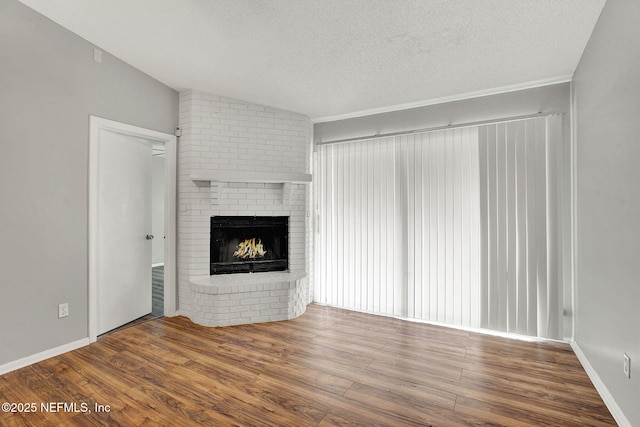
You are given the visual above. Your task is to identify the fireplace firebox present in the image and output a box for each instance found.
[210,216,288,275]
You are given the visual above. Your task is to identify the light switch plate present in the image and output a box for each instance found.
[623,353,631,379]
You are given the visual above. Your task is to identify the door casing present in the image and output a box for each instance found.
[89,116,177,342]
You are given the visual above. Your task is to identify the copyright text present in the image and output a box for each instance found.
[2,402,111,414]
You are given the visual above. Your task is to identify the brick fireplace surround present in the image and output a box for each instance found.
[177,90,313,327]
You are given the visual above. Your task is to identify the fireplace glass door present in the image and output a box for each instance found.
[210,216,288,274]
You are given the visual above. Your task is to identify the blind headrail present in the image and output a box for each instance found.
[315,111,564,145]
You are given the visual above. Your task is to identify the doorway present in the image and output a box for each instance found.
[151,144,166,316]
[89,116,176,342]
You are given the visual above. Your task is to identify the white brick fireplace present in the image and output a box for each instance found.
[177,90,313,326]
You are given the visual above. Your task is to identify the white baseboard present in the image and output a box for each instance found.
[0,338,90,376]
[571,340,631,427]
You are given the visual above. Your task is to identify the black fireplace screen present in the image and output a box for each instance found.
[210,216,288,274]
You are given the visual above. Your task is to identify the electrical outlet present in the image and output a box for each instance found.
[623,353,631,379]
[58,303,69,319]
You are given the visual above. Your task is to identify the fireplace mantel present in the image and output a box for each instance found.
[191,171,311,205]
[190,171,311,184]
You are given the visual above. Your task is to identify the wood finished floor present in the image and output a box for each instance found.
[0,304,615,426]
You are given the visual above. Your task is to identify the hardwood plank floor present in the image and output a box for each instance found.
[0,304,616,426]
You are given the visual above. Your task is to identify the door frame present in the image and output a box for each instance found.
[89,116,177,342]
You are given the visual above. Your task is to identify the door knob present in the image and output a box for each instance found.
[146,234,154,240]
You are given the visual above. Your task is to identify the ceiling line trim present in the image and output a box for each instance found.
[311,74,573,124]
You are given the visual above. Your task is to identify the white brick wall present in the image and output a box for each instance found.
[189,272,307,326]
[177,90,313,325]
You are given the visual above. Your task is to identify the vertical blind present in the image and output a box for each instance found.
[315,115,564,339]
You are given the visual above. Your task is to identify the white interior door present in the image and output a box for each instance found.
[96,129,153,335]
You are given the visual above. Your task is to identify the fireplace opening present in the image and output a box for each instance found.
[210,216,288,275]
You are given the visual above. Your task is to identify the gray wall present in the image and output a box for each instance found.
[573,0,640,424]
[0,0,178,365]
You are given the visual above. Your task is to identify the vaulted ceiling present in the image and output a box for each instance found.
[19,0,606,121]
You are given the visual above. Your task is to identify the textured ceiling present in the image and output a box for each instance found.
[19,0,605,121]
